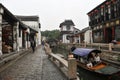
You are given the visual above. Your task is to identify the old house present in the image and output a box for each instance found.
[88,0,120,43]
[0,3,28,54]
[72,27,92,44]
[59,20,75,43]
[16,16,41,48]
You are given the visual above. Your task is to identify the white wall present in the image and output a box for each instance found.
[23,21,39,29]
[22,21,41,45]
[61,25,74,31]
[62,34,70,43]
[84,30,92,43]
[19,30,22,48]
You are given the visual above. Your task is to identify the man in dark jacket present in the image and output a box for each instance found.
[31,40,36,52]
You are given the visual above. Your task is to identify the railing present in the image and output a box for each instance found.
[64,43,120,54]
[44,43,78,80]
[48,53,78,80]
[44,42,120,80]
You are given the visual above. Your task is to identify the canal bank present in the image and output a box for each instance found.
[51,43,120,80]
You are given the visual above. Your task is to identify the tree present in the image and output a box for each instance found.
[41,29,60,41]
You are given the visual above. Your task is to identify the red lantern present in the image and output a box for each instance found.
[94,9,98,14]
[106,1,111,5]
[101,5,104,8]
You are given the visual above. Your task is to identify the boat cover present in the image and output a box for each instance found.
[73,48,101,57]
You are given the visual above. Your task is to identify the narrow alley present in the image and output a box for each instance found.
[0,47,67,80]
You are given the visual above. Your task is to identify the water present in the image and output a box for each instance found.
[51,46,120,80]
[78,66,120,80]
[77,66,108,80]
[51,46,69,59]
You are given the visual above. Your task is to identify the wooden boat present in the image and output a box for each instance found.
[72,48,120,77]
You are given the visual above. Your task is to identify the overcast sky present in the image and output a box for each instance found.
[0,0,105,31]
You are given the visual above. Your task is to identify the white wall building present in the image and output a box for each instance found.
[16,16,41,47]
[59,20,77,43]
[84,29,92,43]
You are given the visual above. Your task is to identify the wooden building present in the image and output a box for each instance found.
[88,0,120,43]
[0,4,39,55]
[0,3,28,53]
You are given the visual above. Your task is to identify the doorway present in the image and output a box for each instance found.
[105,28,112,43]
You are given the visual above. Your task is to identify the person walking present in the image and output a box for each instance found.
[31,39,36,53]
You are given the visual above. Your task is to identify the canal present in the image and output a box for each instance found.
[77,66,120,80]
[51,45,120,80]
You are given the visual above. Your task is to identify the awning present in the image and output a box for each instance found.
[73,48,101,57]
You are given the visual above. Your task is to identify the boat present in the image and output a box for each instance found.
[72,48,120,78]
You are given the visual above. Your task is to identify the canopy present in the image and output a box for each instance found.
[73,48,101,57]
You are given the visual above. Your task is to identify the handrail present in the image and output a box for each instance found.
[44,43,78,80]
[48,53,77,80]
[49,53,68,68]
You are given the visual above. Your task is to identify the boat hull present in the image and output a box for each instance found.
[77,61,120,77]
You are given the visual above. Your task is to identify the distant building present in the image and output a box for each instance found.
[88,0,120,43]
[72,27,92,44]
[59,20,76,43]
[71,27,80,43]
[82,27,92,43]
[16,16,41,46]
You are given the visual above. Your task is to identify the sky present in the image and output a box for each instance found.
[0,0,105,31]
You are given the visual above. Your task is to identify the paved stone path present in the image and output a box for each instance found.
[0,47,67,80]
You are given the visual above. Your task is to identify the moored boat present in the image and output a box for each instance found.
[72,48,120,78]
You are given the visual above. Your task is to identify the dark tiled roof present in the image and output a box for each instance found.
[0,3,18,22]
[59,20,75,27]
[74,27,80,31]
[0,3,27,29]
[16,15,39,21]
[29,27,38,33]
[87,0,107,14]
[80,27,90,33]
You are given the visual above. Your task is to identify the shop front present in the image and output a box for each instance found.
[0,4,23,54]
[93,29,104,43]
[2,25,13,53]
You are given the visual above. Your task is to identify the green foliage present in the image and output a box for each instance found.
[41,29,60,41]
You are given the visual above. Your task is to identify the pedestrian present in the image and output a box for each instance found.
[71,43,76,52]
[0,50,3,60]
[70,43,77,59]
[31,40,35,52]
[42,41,44,48]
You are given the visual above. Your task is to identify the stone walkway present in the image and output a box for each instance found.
[0,47,67,80]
